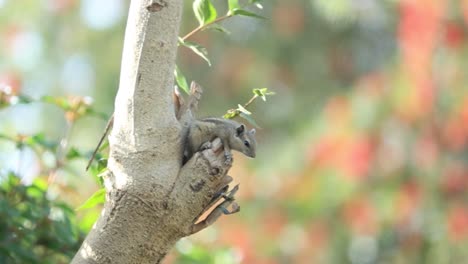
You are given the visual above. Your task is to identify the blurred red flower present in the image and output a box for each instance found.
[448,205,468,242]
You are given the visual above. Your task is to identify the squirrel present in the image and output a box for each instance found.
[178,82,257,163]
[185,118,257,163]
[86,81,257,170]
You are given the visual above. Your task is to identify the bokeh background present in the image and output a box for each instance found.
[1,0,468,263]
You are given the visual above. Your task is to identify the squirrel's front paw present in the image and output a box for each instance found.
[224,152,233,165]
[200,141,212,150]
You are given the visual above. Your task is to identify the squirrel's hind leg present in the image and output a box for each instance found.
[200,141,212,150]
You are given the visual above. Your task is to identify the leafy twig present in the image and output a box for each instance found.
[182,15,233,42]
[223,88,274,127]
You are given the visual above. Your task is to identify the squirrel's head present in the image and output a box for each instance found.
[234,124,257,158]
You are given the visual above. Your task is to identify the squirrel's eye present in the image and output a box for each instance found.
[244,140,250,148]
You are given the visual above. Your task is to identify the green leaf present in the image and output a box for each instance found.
[193,0,217,26]
[240,113,260,128]
[228,0,240,11]
[17,95,33,104]
[98,140,109,152]
[174,65,190,94]
[252,88,264,98]
[88,160,107,187]
[41,95,72,110]
[97,168,108,178]
[253,88,264,100]
[76,188,106,211]
[26,180,47,199]
[25,133,58,150]
[32,177,48,191]
[228,8,265,19]
[223,109,239,119]
[66,147,81,160]
[95,167,107,187]
[179,39,211,66]
[253,88,274,101]
[204,24,231,35]
[237,104,251,115]
[85,108,108,120]
[78,209,100,233]
[0,133,13,142]
[98,157,108,167]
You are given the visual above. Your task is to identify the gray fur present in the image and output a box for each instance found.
[185,118,257,160]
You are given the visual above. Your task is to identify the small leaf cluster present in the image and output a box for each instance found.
[76,187,106,211]
[193,0,264,27]
[0,86,107,170]
[0,86,104,122]
[223,88,275,127]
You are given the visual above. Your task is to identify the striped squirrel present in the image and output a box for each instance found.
[178,82,257,163]
[86,82,256,170]
[185,117,256,163]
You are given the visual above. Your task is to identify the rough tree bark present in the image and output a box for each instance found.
[72,0,237,263]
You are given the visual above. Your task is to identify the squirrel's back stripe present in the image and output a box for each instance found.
[202,118,239,126]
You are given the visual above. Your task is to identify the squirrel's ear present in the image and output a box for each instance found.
[250,129,256,135]
[236,124,245,135]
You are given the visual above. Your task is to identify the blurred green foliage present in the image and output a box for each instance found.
[0,90,103,263]
[174,239,241,264]
[0,173,83,263]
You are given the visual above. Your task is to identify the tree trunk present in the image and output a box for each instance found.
[72,1,235,263]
